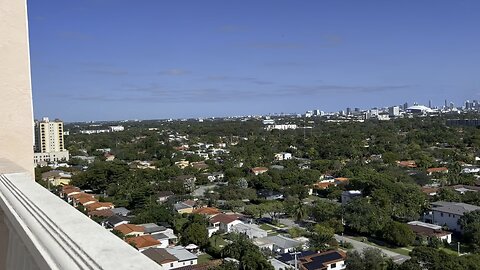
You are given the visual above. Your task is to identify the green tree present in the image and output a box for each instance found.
[346,248,391,270]
[459,210,480,252]
[309,224,335,252]
[222,234,273,270]
[382,221,415,247]
[181,222,209,248]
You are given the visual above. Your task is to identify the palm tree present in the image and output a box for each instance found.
[293,201,308,222]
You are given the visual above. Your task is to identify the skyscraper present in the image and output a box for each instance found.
[33,117,69,165]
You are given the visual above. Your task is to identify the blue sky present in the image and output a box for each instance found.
[28,1,480,121]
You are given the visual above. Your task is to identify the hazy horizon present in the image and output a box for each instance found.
[29,0,480,121]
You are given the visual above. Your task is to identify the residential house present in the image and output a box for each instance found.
[176,175,197,192]
[175,159,190,169]
[85,202,114,213]
[71,192,97,207]
[257,190,284,200]
[126,235,162,251]
[166,246,198,268]
[209,213,243,233]
[88,209,114,218]
[174,200,195,214]
[269,258,293,270]
[104,215,130,228]
[297,250,346,270]
[60,185,81,199]
[157,191,175,203]
[191,161,209,170]
[429,201,480,232]
[254,235,302,254]
[421,186,439,197]
[407,221,452,244]
[251,167,269,175]
[142,224,178,246]
[426,167,449,175]
[274,152,293,161]
[461,165,480,174]
[450,185,480,194]
[41,170,72,186]
[277,250,316,266]
[203,172,225,182]
[192,207,221,218]
[130,160,156,170]
[312,179,337,192]
[341,190,362,205]
[142,247,198,270]
[110,207,131,217]
[397,160,417,168]
[142,248,178,269]
[104,153,115,161]
[334,177,350,185]
[114,224,145,237]
[231,223,267,239]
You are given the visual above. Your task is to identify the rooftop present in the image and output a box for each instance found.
[431,201,480,216]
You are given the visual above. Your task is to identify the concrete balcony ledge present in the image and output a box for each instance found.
[0,169,162,270]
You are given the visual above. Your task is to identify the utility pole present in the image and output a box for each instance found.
[458,242,460,255]
[290,251,300,270]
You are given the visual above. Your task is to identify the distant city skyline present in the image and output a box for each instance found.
[29,1,480,121]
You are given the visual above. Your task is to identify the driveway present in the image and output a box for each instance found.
[334,234,410,264]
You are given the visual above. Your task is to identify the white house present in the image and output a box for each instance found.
[231,223,268,239]
[430,201,480,232]
[461,165,480,174]
[209,213,243,233]
[254,235,302,254]
[407,221,452,244]
[142,246,197,270]
[274,152,293,161]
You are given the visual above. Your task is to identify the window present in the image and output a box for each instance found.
[190,261,193,265]
[331,263,336,268]
[441,213,444,217]
[170,263,173,267]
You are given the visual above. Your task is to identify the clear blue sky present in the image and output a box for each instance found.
[28,0,480,121]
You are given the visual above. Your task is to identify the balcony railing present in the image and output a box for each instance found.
[0,162,162,270]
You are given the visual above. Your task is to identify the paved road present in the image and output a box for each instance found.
[334,234,410,264]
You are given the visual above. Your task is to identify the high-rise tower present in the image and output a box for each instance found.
[33,117,69,165]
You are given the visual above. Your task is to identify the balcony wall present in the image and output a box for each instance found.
[0,0,34,176]
[0,163,162,270]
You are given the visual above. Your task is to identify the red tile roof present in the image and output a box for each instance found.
[313,182,335,189]
[192,207,221,216]
[251,167,269,173]
[126,235,160,249]
[210,213,240,224]
[85,202,114,212]
[397,160,417,168]
[427,167,449,173]
[88,209,114,217]
[334,177,350,183]
[114,224,145,235]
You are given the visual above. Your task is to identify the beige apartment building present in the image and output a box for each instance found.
[34,117,69,165]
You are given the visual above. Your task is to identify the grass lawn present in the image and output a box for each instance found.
[197,254,213,264]
[259,223,276,231]
[209,235,227,249]
[348,236,412,256]
[440,247,459,256]
[275,223,287,228]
